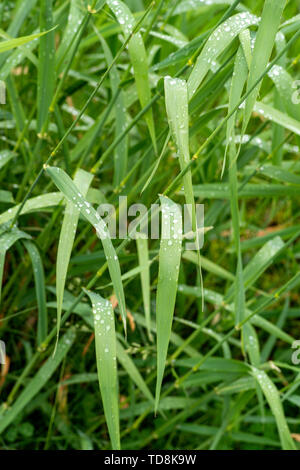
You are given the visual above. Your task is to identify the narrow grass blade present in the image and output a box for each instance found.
[37,0,55,133]
[136,237,152,341]
[0,29,52,54]
[268,65,300,121]
[56,0,85,72]
[107,0,156,152]
[0,328,75,434]
[242,0,286,134]
[251,367,296,450]
[0,226,31,303]
[97,33,128,185]
[155,195,182,413]
[83,289,120,450]
[116,341,154,405]
[56,169,93,345]
[23,240,48,345]
[0,150,16,170]
[45,166,127,333]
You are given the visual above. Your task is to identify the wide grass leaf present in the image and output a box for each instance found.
[0,30,52,54]
[155,196,182,413]
[84,289,120,450]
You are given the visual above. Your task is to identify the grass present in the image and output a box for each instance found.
[0,0,300,451]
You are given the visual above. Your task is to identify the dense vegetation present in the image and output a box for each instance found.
[0,0,300,450]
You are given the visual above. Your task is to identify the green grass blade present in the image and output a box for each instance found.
[242,0,286,134]
[45,166,127,333]
[83,289,120,450]
[251,367,296,450]
[0,150,16,170]
[116,341,154,405]
[164,77,194,215]
[0,29,52,54]
[136,237,152,341]
[96,33,128,186]
[23,240,48,345]
[37,0,55,134]
[0,226,31,304]
[56,169,93,345]
[0,328,75,434]
[187,12,259,99]
[155,195,182,413]
[253,101,300,136]
[107,0,156,152]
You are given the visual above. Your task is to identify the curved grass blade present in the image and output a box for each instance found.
[155,195,182,413]
[56,169,93,346]
[0,328,75,434]
[187,12,260,99]
[107,0,156,152]
[242,0,286,134]
[45,166,127,333]
[23,240,48,345]
[83,289,120,450]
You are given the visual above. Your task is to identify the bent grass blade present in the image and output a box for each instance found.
[45,166,127,334]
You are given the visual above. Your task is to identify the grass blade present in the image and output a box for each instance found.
[83,289,120,450]
[187,12,259,99]
[56,169,93,345]
[0,226,31,304]
[0,30,52,54]
[45,166,127,333]
[23,240,48,345]
[136,237,152,341]
[155,195,182,413]
[37,0,55,134]
[242,0,286,134]
[251,367,296,450]
[0,328,75,434]
[107,0,156,152]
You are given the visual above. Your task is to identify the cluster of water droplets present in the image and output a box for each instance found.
[92,298,116,359]
[108,0,135,36]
